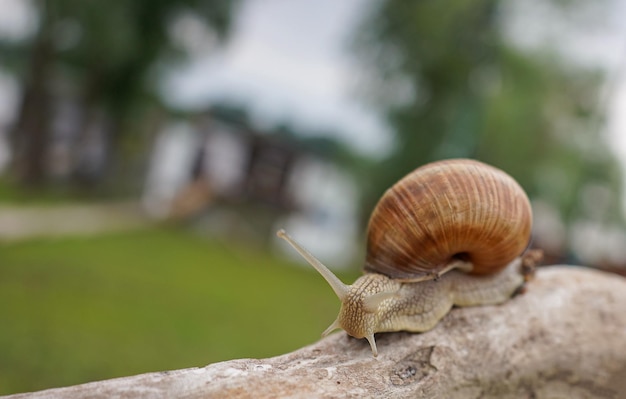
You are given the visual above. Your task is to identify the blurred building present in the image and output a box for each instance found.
[143,111,359,269]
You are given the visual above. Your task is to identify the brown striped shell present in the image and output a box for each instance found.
[364,159,532,281]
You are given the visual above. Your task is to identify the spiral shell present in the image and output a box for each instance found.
[364,159,532,281]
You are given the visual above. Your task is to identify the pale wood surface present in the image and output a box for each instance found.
[5,266,626,399]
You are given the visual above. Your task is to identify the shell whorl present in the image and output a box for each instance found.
[364,159,532,281]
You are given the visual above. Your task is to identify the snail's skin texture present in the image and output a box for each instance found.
[332,258,525,356]
[362,258,524,334]
[276,159,535,356]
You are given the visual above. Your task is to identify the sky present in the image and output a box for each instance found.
[164,0,393,158]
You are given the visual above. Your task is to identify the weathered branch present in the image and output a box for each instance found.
[5,266,626,398]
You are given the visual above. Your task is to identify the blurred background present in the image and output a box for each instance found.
[1,0,625,394]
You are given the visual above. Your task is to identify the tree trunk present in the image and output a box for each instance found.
[11,1,55,187]
[4,266,626,398]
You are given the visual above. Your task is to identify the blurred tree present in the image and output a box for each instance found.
[210,102,373,178]
[2,0,238,191]
[353,0,624,232]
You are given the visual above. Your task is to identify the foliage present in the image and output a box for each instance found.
[1,0,238,189]
[0,228,357,395]
[353,0,624,228]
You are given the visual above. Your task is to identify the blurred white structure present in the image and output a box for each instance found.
[143,115,359,268]
[143,122,201,218]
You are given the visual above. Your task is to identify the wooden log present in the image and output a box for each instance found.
[4,266,626,399]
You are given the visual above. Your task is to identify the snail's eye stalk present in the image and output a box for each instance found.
[277,229,349,301]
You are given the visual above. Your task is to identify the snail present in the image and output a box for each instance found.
[277,159,535,356]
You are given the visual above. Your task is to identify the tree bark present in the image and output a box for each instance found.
[4,266,626,399]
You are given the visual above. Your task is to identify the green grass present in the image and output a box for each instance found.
[0,178,77,206]
[0,228,358,395]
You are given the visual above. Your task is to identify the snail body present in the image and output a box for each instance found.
[277,159,534,356]
[337,258,524,340]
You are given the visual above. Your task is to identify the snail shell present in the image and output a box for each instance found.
[364,159,532,281]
